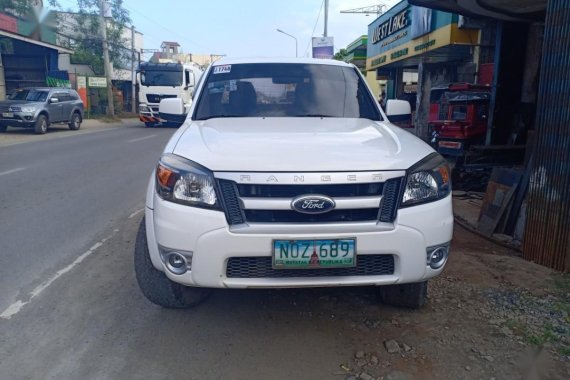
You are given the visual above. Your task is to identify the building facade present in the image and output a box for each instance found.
[0,4,72,100]
[366,0,481,138]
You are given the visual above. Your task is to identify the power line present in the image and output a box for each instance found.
[122,5,211,53]
[304,0,324,57]
[53,1,210,53]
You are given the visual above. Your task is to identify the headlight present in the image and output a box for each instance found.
[20,106,36,113]
[401,153,451,207]
[155,154,219,209]
[139,105,150,112]
[8,106,22,112]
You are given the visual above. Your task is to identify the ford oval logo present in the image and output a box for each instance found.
[291,195,336,214]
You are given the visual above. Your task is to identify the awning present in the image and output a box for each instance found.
[408,0,546,21]
[0,29,73,54]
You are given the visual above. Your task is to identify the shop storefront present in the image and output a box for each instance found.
[366,0,480,138]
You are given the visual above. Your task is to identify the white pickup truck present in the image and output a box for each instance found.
[135,58,453,309]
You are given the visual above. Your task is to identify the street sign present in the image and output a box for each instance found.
[88,77,107,88]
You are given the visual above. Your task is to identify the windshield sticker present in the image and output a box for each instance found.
[213,65,231,74]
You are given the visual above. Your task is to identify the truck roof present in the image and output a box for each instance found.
[212,57,355,68]
[138,62,183,71]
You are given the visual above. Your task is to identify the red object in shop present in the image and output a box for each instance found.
[478,63,494,86]
[428,84,491,156]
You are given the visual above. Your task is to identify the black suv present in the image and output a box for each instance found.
[0,88,84,134]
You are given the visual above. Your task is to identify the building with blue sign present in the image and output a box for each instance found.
[366,0,482,138]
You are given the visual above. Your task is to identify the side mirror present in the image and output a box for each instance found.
[385,99,412,128]
[49,97,59,103]
[159,98,187,126]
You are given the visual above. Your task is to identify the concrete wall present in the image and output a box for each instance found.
[415,63,457,140]
[365,71,382,100]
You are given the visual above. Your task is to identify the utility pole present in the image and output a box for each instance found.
[98,0,114,117]
[324,0,329,37]
[0,52,5,101]
[131,24,136,114]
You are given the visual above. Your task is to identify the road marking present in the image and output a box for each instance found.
[128,208,145,219]
[0,230,119,320]
[128,134,157,143]
[0,167,25,177]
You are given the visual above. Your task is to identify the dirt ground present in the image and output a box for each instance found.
[328,225,570,380]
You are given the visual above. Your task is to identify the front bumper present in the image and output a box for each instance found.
[139,104,161,124]
[0,112,37,128]
[146,188,454,289]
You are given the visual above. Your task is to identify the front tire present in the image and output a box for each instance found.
[144,122,156,128]
[68,112,81,130]
[134,217,211,308]
[0,125,7,132]
[379,281,428,309]
[34,114,48,134]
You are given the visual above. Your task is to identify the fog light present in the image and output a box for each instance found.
[164,252,187,274]
[426,244,449,269]
[158,246,193,275]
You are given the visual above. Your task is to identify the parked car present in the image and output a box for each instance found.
[135,58,453,310]
[0,88,84,134]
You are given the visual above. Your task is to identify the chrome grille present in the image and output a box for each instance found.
[237,183,383,198]
[244,209,380,223]
[379,178,404,223]
[217,175,403,225]
[218,180,245,225]
[226,255,395,278]
[146,94,177,104]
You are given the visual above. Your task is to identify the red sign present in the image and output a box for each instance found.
[0,14,17,33]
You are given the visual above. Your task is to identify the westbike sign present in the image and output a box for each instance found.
[371,9,409,44]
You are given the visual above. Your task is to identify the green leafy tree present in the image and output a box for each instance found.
[0,0,59,18]
[333,49,349,62]
[59,0,131,75]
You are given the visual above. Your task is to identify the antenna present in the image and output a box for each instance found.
[340,3,386,16]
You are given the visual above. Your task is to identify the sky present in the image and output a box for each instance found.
[55,0,400,60]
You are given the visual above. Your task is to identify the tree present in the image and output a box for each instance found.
[61,0,131,76]
[0,0,58,17]
[333,49,349,62]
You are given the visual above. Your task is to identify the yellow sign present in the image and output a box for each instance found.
[367,23,479,70]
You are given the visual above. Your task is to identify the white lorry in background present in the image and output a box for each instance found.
[137,62,203,127]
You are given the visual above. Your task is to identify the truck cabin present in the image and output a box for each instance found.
[429,83,491,122]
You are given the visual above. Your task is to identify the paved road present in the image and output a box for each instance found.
[0,120,360,379]
[0,122,175,313]
[1,122,566,379]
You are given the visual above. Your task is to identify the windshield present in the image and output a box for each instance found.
[140,70,183,87]
[194,63,381,120]
[9,89,49,102]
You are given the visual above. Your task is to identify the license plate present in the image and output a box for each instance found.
[273,239,356,269]
[439,141,462,149]
[2,112,14,118]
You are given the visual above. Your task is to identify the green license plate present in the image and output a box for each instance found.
[273,239,356,269]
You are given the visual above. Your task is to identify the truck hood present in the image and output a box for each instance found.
[171,118,435,172]
[0,100,43,108]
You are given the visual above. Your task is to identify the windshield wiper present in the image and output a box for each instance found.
[196,114,243,120]
[294,114,334,118]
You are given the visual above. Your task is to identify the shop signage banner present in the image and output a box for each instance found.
[88,77,107,88]
[76,76,88,107]
[371,9,409,44]
[312,37,334,59]
[411,7,432,39]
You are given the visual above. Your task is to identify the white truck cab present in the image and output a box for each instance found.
[135,58,453,309]
[137,62,203,127]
